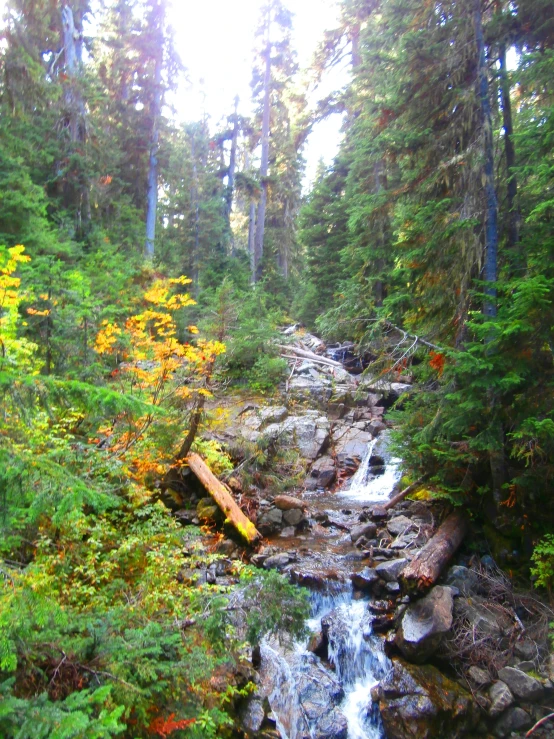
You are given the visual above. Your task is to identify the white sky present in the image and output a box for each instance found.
[167,0,346,186]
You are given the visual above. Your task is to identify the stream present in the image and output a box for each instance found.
[259,435,403,739]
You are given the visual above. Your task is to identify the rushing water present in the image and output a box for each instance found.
[260,435,402,739]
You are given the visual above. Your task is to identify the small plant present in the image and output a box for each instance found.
[531,534,554,597]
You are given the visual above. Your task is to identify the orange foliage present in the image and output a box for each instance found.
[429,350,445,376]
[148,714,195,737]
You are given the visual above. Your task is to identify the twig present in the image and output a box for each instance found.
[526,711,554,737]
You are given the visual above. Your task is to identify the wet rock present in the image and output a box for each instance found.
[351,567,379,591]
[283,508,304,526]
[263,553,294,571]
[497,666,544,701]
[368,420,387,436]
[375,558,408,582]
[274,494,305,511]
[350,522,377,543]
[371,505,389,520]
[488,680,514,717]
[387,515,415,536]
[445,565,479,596]
[493,707,532,737]
[376,659,478,739]
[468,665,491,686]
[308,456,337,488]
[332,424,372,465]
[312,707,348,739]
[386,581,401,595]
[307,630,328,660]
[257,508,283,536]
[395,586,454,663]
[239,697,265,734]
[279,526,296,537]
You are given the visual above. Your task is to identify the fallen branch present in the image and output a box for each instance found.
[277,344,343,368]
[382,475,429,511]
[400,510,468,594]
[186,453,261,545]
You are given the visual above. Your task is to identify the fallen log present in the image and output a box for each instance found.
[381,475,429,511]
[399,510,468,595]
[186,453,261,545]
[277,344,344,368]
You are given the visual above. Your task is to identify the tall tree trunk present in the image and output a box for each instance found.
[248,199,257,276]
[190,134,200,293]
[253,20,271,283]
[145,41,163,258]
[474,0,498,318]
[225,96,239,254]
[499,43,523,271]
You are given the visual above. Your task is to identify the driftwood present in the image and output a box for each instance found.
[277,344,343,368]
[382,475,429,511]
[400,510,468,594]
[186,453,261,545]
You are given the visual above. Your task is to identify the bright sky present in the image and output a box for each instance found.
[167,0,346,185]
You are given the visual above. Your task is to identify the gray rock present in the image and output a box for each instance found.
[514,639,538,662]
[376,659,478,739]
[368,420,387,436]
[445,565,479,596]
[468,665,491,686]
[263,414,331,460]
[488,680,514,717]
[240,697,265,733]
[386,581,401,594]
[263,553,292,571]
[279,526,296,537]
[312,707,348,739]
[283,508,304,526]
[309,456,336,488]
[350,522,377,543]
[454,596,512,637]
[497,666,544,701]
[515,661,535,672]
[274,494,304,511]
[387,515,414,536]
[395,586,454,663]
[257,507,283,535]
[493,707,532,737]
[375,558,408,582]
[332,424,372,465]
[351,567,379,591]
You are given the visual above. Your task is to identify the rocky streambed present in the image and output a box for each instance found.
[167,329,554,738]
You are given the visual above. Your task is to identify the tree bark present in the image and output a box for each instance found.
[400,510,468,595]
[225,96,240,248]
[277,344,343,368]
[186,453,261,545]
[145,26,163,258]
[381,475,428,511]
[253,16,271,283]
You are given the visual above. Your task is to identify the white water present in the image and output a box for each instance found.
[340,436,402,504]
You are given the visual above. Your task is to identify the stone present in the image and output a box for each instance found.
[263,552,293,571]
[488,680,514,717]
[371,505,389,520]
[279,526,296,537]
[308,456,336,488]
[497,666,544,701]
[395,586,454,663]
[332,424,372,465]
[350,568,379,591]
[350,522,377,543]
[468,666,491,686]
[493,707,532,737]
[312,707,348,739]
[375,558,408,582]
[368,420,387,436]
[515,661,535,672]
[196,498,220,522]
[376,659,479,739]
[240,697,265,734]
[262,414,331,461]
[387,515,414,536]
[386,581,401,594]
[274,494,305,511]
[514,639,538,662]
[454,596,511,636]
[257,507,283,535]
[283,508,304,526]
[445,565,479,596]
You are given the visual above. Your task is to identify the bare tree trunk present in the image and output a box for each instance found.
[248,199,257,277]
[499,43,522,271]
[190,135,200,294]
[253,15,271,283]
[225,96,239,254]
[474,0,498,318]
[145,41,163,258]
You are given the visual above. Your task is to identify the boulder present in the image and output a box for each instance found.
[308,456,336,488]
[488,680,514,717]
[196,498,220,522]
[332,424,372,465]
[350,522,377,543]
[263,552,294,571]
[264,415,330,461]
[274,494,305,511]
[493,707,532,737]
[350,567,379,591]
[445,565,479,596]
[497,666,544,701]
[239,697,265,734]
[395,586,454,663]
[387,515,415,536]
[453,596,512,637]
[257,507,283,535]
[375,558,408,582]
[375,659,479,739]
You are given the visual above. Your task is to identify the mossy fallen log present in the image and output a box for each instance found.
[186,453,261,545]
